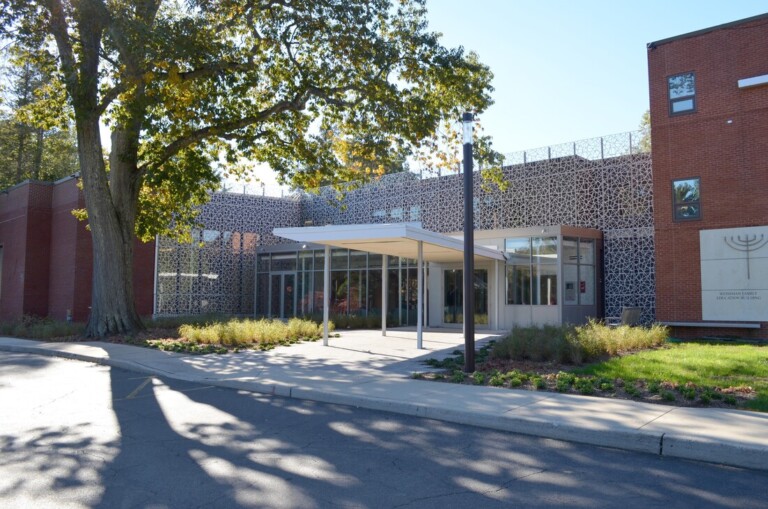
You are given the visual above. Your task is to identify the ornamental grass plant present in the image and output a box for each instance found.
[178,317,331,348]
[491,320,668,365]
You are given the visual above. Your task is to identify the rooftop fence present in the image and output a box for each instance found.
[227,129,649,197]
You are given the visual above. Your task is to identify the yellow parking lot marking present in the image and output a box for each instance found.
[126,377,154,399]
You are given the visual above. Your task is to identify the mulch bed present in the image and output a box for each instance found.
[418,358,756,410]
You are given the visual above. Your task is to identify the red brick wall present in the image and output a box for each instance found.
[0,183,33,320]
[21,183,53,317]
[47,178,156,321]
[649,16,768,337]
[48,178,82,320]
[1,178,156,322]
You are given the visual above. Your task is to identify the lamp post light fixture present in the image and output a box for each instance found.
[462,112,475,373]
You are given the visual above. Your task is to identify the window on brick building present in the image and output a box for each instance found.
[668,72,696,114]
[672,177,700,220]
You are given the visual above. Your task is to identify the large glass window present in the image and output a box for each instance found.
[533,264,557,305]
[673,177,701,220]
[257,249,421,322]
[562,237,596,307]
[668,72,695,115]
[505,236,557,305]
[271,253,296,271]
[443,269,488,324]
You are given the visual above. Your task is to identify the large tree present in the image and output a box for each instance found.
[0,0,496,337]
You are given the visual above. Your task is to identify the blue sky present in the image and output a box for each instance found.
[425,0,768,154]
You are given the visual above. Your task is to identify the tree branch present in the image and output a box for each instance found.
[140,78,370,174]
[44,0,78,97]
[140,92,310,173]
[97,82,128,115]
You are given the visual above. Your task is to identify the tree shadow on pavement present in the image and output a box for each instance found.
[87,365,768,509]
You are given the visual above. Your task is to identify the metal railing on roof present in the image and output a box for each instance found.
[501,129,647,166]
[221,129,650,196]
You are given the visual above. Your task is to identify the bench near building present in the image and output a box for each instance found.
[0,14,766,340]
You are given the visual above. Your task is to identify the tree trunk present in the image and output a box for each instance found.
[52,0,147,338]
[32,128,44,180]
[15,124,26,181]
[77,115,144,338]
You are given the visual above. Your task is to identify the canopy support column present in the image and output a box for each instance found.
[382,255,388,336]
[423,261,428,333]
[323,244,330,346]
[417,240,423,349]
[494,259,500,331]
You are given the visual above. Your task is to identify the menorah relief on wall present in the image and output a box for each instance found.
[701,226,768,322]
[724,234,768,279]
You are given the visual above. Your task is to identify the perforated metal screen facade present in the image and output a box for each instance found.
[155,147,654,323]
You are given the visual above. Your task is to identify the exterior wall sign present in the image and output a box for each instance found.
[700,225,768,321]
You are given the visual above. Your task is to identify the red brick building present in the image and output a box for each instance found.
[2,14,767,338]
[648,14,768,338]
[0,177,154,322]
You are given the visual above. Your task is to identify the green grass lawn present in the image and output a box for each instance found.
[574,342,768,411]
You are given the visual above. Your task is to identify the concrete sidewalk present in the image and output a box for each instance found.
[1,329,767,471]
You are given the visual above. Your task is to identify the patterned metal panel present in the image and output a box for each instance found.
[155,193,301,315]
[156,133,655,321]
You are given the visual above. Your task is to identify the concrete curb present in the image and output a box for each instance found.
[661,434,768,471]
[3,343,766,472]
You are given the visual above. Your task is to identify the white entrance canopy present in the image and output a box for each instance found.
[273,222,505,349]
[273,222,505,263]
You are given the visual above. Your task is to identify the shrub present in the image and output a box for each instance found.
[305,313,379,329]
[145,313,228,329]
[574,377,595,395]
[451,370,466,383]
[489,373,505,386]
[554,371,575,392]
[490,324,572,362]
[491,321,669,365]
[472,371,486,385]
[177,317,326,348]
[0,315,84,339]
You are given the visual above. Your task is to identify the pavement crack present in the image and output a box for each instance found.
[510,468,548,483]
[392,489,473,508]
[637,406,677,430]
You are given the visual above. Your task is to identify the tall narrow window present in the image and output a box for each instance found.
[505,237,557,306]
[668,72,696,115]
[672,177,701,220]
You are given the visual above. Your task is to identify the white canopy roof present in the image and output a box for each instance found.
[273,222,505,263]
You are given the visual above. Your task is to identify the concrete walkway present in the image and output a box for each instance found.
[1,329,767,471]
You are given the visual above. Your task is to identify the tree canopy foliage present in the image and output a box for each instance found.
[0,44,78,188]
[638,109,651,153]
[0,0,499,336]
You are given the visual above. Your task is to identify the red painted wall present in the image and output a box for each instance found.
[0,183,36,320]
[648,15,768,338]
[48,178,82,320]
[0,178,155,323]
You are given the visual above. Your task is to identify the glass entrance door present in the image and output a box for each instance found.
[270,273,296,319]
[443,269,488,325]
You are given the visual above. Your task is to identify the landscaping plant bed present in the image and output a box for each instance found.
[415,331,765,411]
[415,355,756,410]
[5,315,330,355]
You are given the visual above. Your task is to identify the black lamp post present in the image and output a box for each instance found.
[462,112,475,373]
